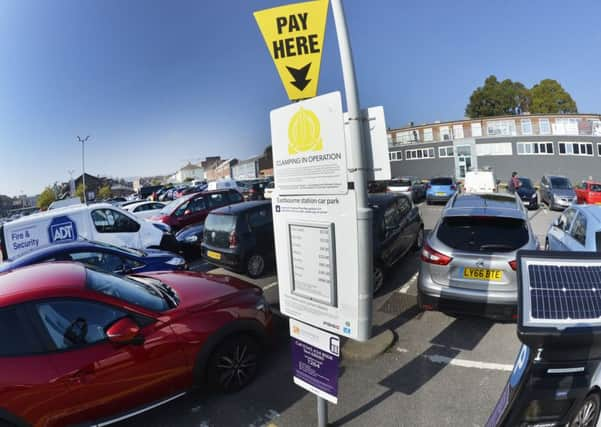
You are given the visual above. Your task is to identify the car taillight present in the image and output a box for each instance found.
[421,243,452,266]
[509,260,517,271]
[229,231,238,248]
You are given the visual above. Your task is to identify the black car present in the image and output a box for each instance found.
[242,180,272,201]
[176,222,204,260]
[370,193,424,293]
[515,177,539,210]
[201,201,274,278]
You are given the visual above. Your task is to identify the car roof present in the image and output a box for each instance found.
[0,262,86,307]
[444,193,526,220]
[5,240,134,263]
[211,200,271,215]
[124,201,162,209]
[5,202,116,226]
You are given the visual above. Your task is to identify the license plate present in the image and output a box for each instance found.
[463,267,503,281]
[436,192,446,196]
[207,250,222,260]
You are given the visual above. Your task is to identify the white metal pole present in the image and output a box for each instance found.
[330,0,373,341]
[82,141,87,205]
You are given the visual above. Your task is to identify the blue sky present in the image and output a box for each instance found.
[1,0,601,196]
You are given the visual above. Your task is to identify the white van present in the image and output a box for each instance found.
[206,179,245,193]
[463,170,497,193]
[0,203,177,260]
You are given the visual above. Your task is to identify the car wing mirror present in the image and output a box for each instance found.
[552,218,561,228]
[184,209,192,216]
[106,318,143,345]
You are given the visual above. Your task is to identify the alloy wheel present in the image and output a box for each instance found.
[247,254,265,278]
[215,342,258,392]
[373,267,384,293]
[570,395,599,427]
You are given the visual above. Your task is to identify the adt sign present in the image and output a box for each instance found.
[48,216,78,243]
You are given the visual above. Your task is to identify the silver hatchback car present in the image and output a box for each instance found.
[418,193,539,319]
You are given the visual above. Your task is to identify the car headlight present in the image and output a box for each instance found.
[166,257,186,266]
[185,235,198,243]
[531,193,537,199]
[553,194,561,201]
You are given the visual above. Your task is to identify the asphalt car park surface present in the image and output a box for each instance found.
[119,199,560,427]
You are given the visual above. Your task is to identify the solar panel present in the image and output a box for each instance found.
[517,251,601,348]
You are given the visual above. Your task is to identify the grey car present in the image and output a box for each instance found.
[387,176,427,202]
[545,205,601,252]
[417,193,539,319]
[539,175,576,210]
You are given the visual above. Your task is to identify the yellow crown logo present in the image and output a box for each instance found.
[288,107,323,155]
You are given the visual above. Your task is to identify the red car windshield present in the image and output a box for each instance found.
[86,268,170,311]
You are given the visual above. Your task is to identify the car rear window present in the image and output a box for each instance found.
[437,216,529,252]
[430,178,452,186]
[390,179,411,187]
[204,213,237,232]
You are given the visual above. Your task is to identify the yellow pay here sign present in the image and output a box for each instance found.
[254,0,329,101]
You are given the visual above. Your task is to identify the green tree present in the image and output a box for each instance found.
[530,79,577,114]
[466,75,531,118]
[37,187,56,211]
[98,185,112,200]
[75,183,84,201]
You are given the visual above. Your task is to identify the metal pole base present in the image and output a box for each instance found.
[317,396,328,427]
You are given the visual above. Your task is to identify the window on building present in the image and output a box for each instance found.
[486,120,517,136]
[558,142,594,156]
[438,146,454,158]
[389,151,402,161]
[394,130,416,144]
[475,143,513,156]
[538,118,551,135]
[598,143,601,156]
[553,118,579,135]
[521,119,533,135]
[471,122,482,137]
[423,128,433,142]
[405,148,435,160]
[452,124,464,139]
[439,126,451,140]
[516,142,554,155]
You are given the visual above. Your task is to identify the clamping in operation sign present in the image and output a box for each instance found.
[271,92,367,341]
[254,0,329,101]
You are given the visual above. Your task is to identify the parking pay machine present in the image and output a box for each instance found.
[487,251,601,427]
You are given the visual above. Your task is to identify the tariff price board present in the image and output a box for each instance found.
[290,318,340,404]
[254,0,329,101]
[273,190,365,340]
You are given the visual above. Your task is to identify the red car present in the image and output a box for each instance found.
[575,180,601,204]
[0,262,271,427]
[150,189,243,232]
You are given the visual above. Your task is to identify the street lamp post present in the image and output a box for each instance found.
[76,136,90,204]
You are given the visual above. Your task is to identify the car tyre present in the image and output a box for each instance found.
[568,392,601,427]
[207,334,260,393]
[413,227,424,251]
[247,254,266,279]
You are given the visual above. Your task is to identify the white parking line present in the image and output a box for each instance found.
[397,272,418,294]
[263,281,278,291]
[424,354,513,371]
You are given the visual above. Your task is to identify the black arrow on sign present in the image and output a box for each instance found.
[286,63,312,91]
